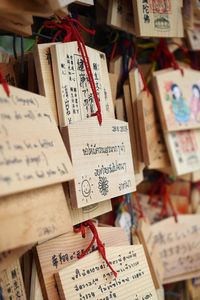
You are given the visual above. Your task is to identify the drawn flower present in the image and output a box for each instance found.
[98,177,109,196]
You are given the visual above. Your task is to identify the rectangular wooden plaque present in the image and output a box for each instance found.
[51,41,114,127]
[165,129,200,175]
[132,0,184,37]
[34,43,58,124]
[0,85,74,197]
[154,68,200,132]
[150,215,200,283]
[0,260,27,300]
[62,117,136,208]
[107,0,135,34]
[137,91,169,167]
[0,184,72,252]
[55,245,158,300]
[36,227,129,300]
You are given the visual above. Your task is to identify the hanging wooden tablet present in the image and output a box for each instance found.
[164,129,200,175]
[107,0,135,34]
[27,53,38,94]
[63,184,112,225]
[30,260,43,300]
[0,17,32,36]
[55,245,158,300]
[51,41,114,127]
[129,68,144,162]
[0,86,73,197]
[182,0,194,29]
[0,244,33,273]
[154,68,200,132]
[150,215,200,283]
[123,82,144,183]
[137,91,169,168]
[36,227,129,300]
[0,0,52,17]
[34,43,59,124]
[187,277,200,300]
[61,117,136,208]
[109,73,118,104]
[0,260,27,300]
[186,27,200,51]
[0,184,72,252]
[115,98,126,121]
[136,219,164,289]
[132,0,184,37]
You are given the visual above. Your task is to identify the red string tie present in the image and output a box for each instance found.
[0,70,10,96]
[43,16,102,125]
[74,220,117,278]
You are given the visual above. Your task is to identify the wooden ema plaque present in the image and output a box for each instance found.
[30,260,43,300]
[55,245,158,300]
[165,129,200,175]
[132,0,184,37]
[61,117,136,208]
[0,184,72,253]
[0,260,26,300]
[107,0,135,34]
[136,220,164,289]
[128,68,144,163]
[0,244,33,272]
[150,215,200,283]
[137,91,169,168]
[0,85,74,197]
[34,43,59,124]
[123,82,144,185]
[154,68,200,132]
[51,41,114,127]
[36,227,129,300]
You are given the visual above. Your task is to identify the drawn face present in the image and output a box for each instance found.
[81,179,91,197]
[193,87,200,99]
[172,86,181,99]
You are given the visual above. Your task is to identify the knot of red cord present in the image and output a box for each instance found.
[43,16,102,125]
[152,39,184,76]
[74,220,117,278]
[0,70,10,96]
[148,175,177,222]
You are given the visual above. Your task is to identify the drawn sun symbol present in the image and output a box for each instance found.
[98,176,109,196]
[78,176,93,203]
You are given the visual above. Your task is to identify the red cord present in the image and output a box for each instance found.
[74,220,117,278]
[43,16,102,125]
[0,70,10,96]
